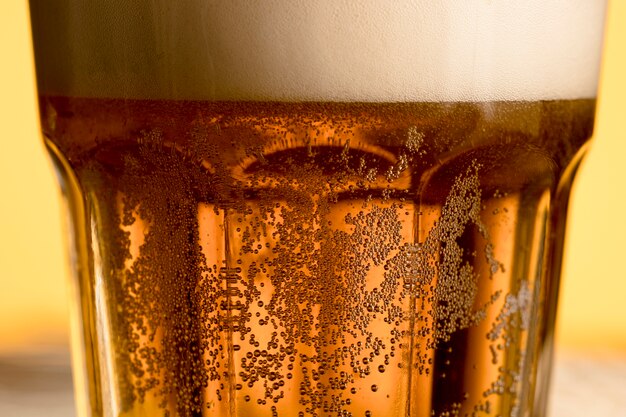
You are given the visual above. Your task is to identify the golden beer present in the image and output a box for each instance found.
[29,1,607,416]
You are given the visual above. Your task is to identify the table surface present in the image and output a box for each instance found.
[0,349,624,417]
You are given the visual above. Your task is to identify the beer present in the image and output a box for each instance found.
[28,1,607,417]
[39,97,594,417]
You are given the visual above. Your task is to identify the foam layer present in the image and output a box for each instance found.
[29,0,607,101]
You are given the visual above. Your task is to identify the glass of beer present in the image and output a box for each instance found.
[28,1,607,416]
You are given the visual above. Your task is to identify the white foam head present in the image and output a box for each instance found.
[30,0,607,102]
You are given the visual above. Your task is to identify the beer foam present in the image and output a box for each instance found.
[30,0,607,101]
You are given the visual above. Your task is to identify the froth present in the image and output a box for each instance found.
[30,0,607,101]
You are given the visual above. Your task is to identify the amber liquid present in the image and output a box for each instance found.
[39,97,595,417]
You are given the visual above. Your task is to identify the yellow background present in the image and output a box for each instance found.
[0,1,625,354]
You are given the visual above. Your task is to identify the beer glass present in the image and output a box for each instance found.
[28,1,607,416]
